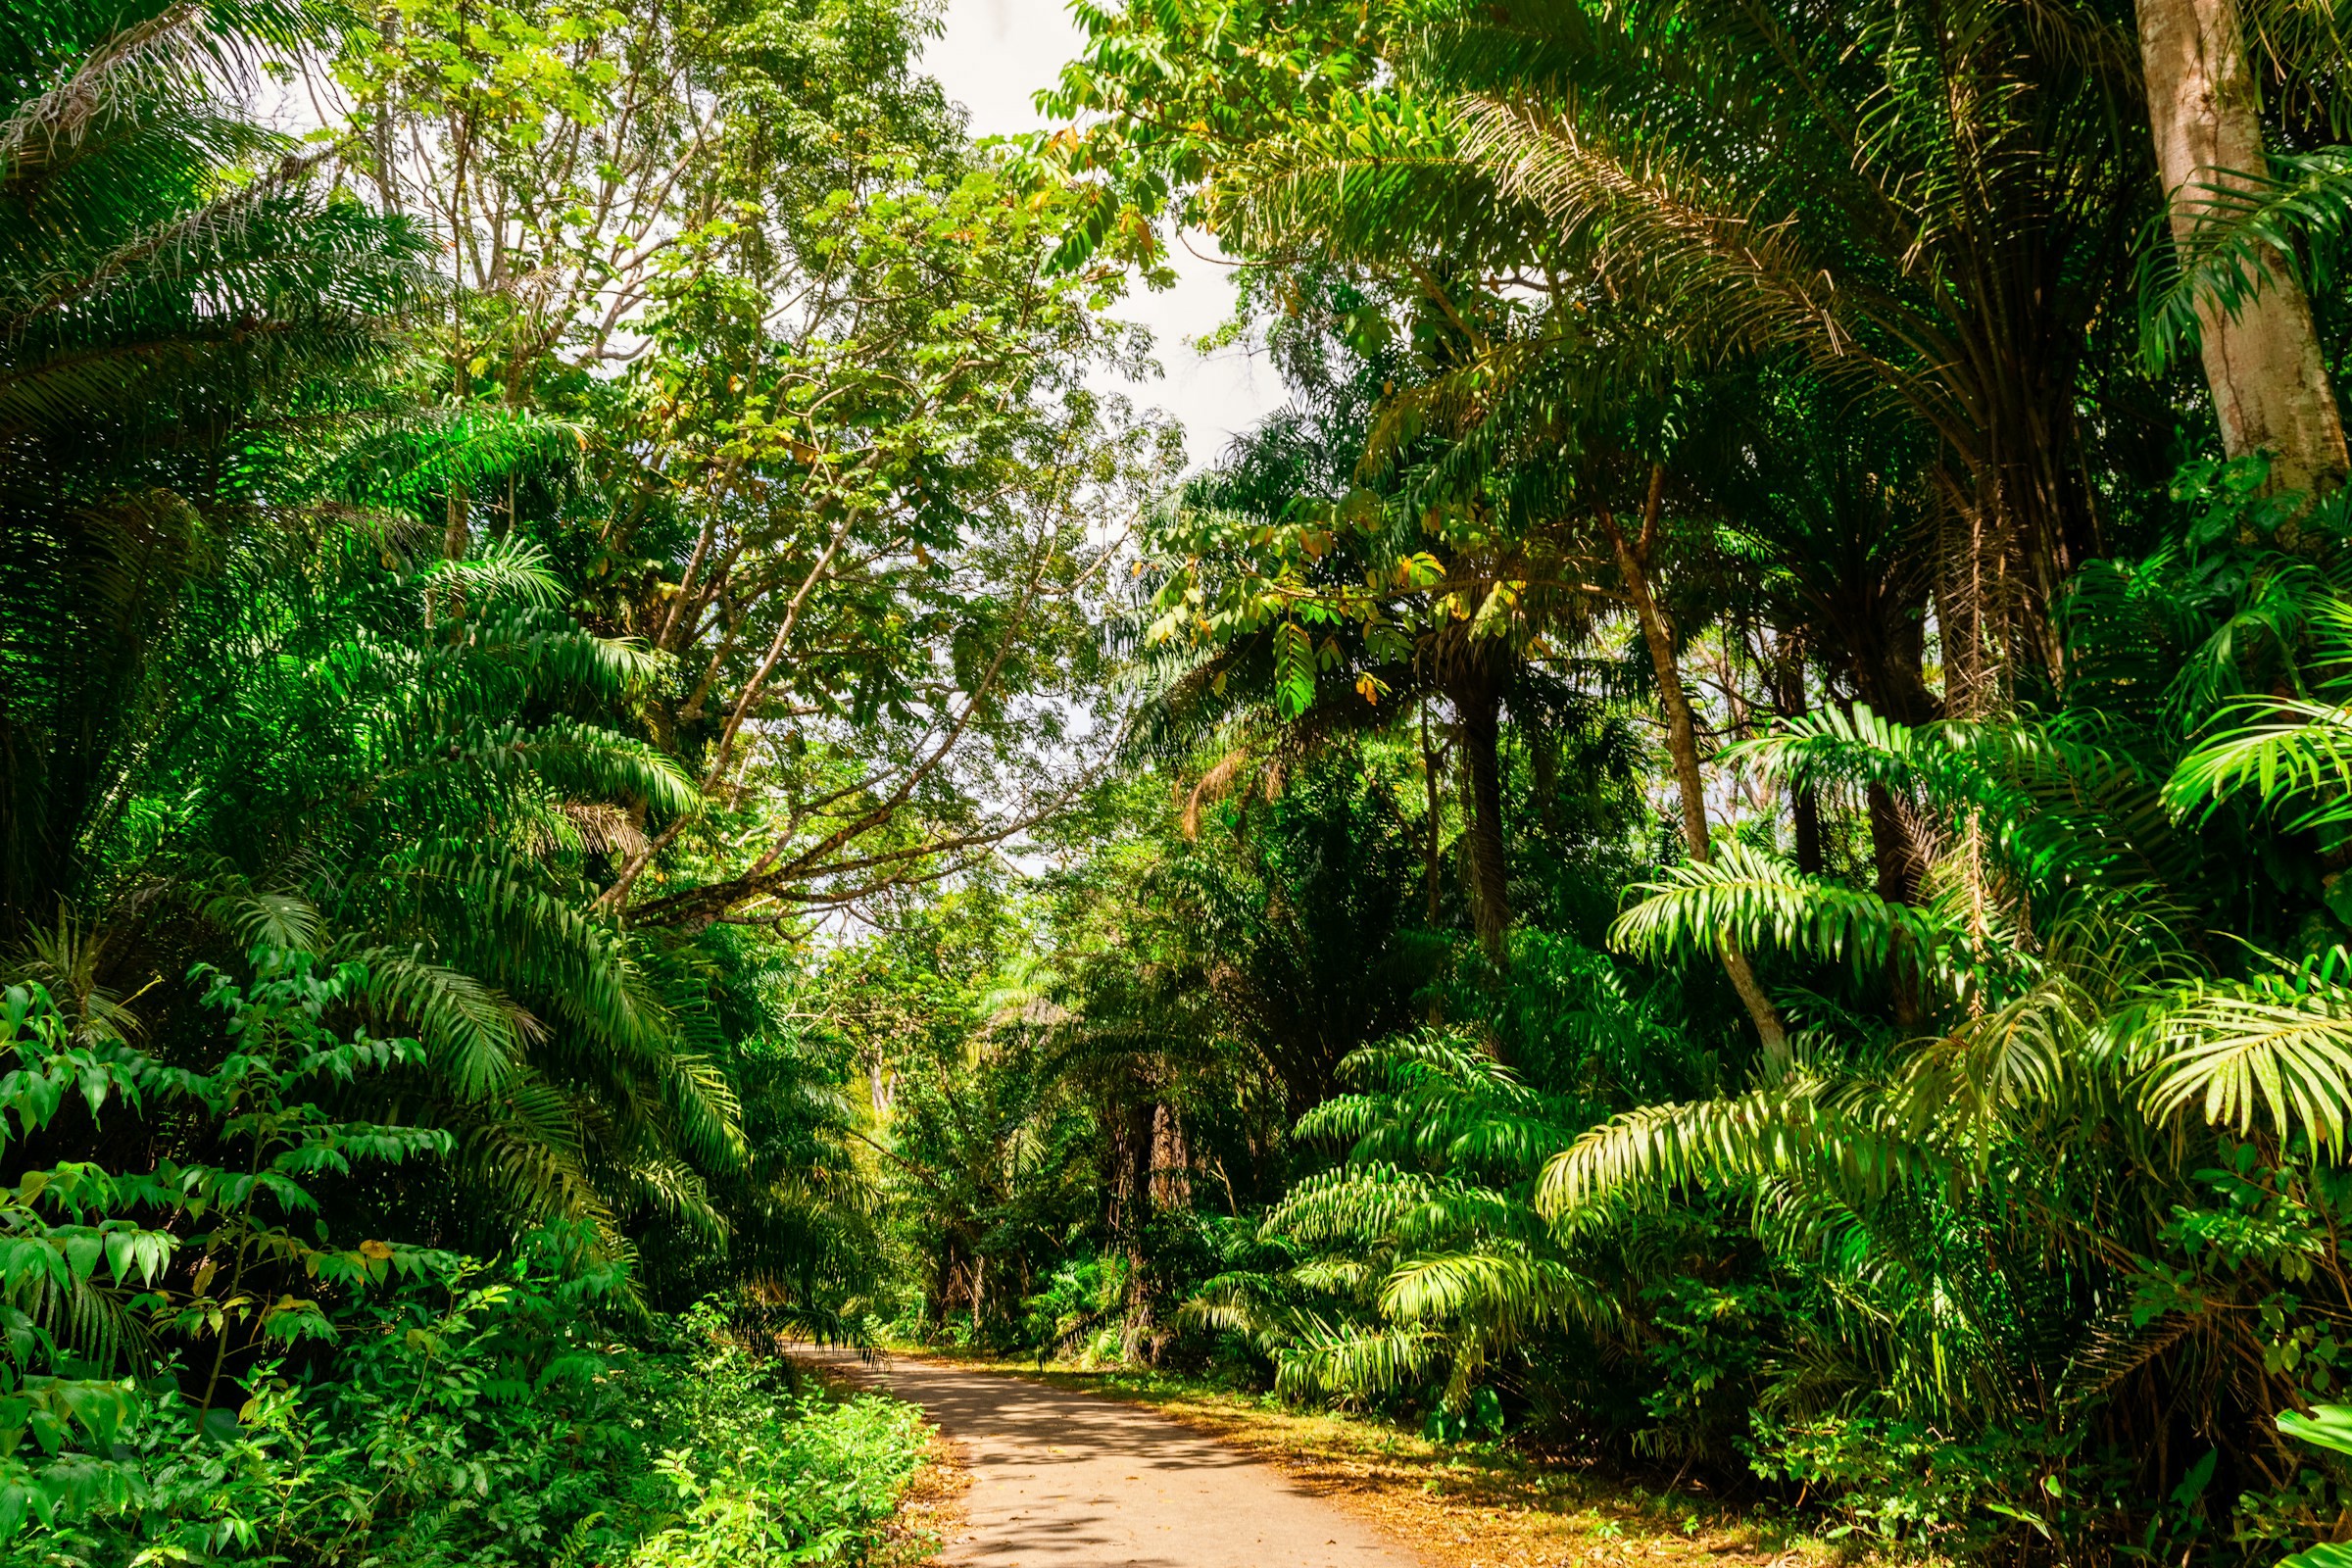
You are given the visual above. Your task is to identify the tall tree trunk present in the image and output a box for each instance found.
[1149,1104,1190,1209]
[1791,773,1824,878]
[372,8,401,215]
[2137,0,2348,494]
[1112,1101,1153,1240]
[1605,476,1789,1068]
[1771,641,1823,875]
[443,488,468,562]
[1116,1100,1154,1361]
[1865,779,1928,1028]
[1848,623,1936,1026]
[1849,626,1935,905]
[933,1239,958,1327]
[1451,669,1511,963]
[1864,783,1921,906]
[1421,701,1445,929]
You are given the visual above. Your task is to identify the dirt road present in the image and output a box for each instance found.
[793,1347,1427,1568]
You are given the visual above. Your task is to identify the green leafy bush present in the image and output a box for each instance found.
[1744,1413,2110,1556]
[5,1244,630,1563]
[621,1319,928,1568]
[4,1282,928,1566]
[0,968,930,1565]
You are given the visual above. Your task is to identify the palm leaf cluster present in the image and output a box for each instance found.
[3,0,434,924]
[1186,1028,1612,1411]
[1539,596,2352,1458]
[0,0,879,1309]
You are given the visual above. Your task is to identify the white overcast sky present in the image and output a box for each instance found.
[919,0,1284,470]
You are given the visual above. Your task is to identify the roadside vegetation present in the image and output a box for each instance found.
[2,0,1124,1555]
[12,0,2352,1559]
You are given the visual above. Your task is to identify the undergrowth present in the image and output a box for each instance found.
[5,1292,928,1567]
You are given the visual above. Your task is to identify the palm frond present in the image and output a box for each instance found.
[1537,1076,1921,1217]
[2128,956,2352,1155]
[2139,149,2352,373]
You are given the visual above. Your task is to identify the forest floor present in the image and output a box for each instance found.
[796,1345,1829,1568]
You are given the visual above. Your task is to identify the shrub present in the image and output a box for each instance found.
[0,967,932,1565]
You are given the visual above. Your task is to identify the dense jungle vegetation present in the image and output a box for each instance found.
[14,0,2352,1557]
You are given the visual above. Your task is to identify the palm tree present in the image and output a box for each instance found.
[1138,276,1635,965]
[1687,370,1941,908]
[1188,1028,1604,1412]
[1410,0,2166,703]
[1,0,434,933]
[1540,673,2352,1483]
[0,0,754,1252]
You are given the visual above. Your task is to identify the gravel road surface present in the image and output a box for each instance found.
[792,1347,1427,1568]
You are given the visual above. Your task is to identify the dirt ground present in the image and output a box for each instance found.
[797,1347,1824,1568]
[797,1344,1427,1566]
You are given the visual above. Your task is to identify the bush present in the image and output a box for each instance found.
[0,968,931,1565]
[622,1320,929,1568]
[3,1284,929,1566]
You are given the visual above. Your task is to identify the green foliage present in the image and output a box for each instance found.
[0,966,923,1562]
[1186,1024,1614,1414]
[2140,149,2352,374]
[27,0,2352,1560]
[0,960,448,1535]
[2,1280,927,1565]
[1746,1414,2103,1555]
[599,1308,927,1568]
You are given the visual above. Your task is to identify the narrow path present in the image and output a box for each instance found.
[793,1347,1428,1568]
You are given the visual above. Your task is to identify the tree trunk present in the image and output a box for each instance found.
[1149,1104,1190,1209]
[1791,777,1824,877]
[1846,629,1936,1026]
[372,9,401,215]
[2137,0,2348,494]
[1107,1101,1153,1242]
[1421,700,1445,930]
[1452,672,1511,963]
[1605,485,1789,1068]
[1864,782,1920,907]
[1866,780,1927,1027]
[443,488,469,562]
[1848,625,1936,907]
[1120,1101,1159,1362]
[933,1239,958,1327]
[1771,642,1823,875]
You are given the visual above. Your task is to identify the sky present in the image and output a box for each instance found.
[917,0,1286,470]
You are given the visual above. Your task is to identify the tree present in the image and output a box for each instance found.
[2135,0,2349,494]
[328,0,1182,929]
[1,0,743,1235]
[1418,0,2165,701]
[1,0,434,935]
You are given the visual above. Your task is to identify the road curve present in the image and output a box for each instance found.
[792,1346,1428,1568]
